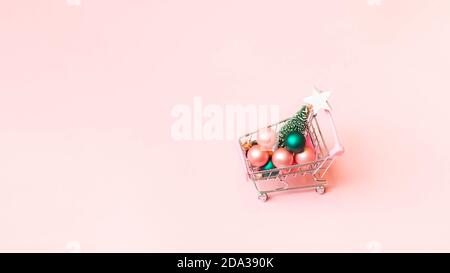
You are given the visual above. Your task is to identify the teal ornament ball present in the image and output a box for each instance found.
[262,160,275,170]
[261,160,279,178]
[285,132,306,153]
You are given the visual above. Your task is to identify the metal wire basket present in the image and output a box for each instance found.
[238,106,344,202]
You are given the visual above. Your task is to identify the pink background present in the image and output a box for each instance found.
[1,0,450,252]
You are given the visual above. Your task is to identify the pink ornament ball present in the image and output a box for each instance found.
[247,145,269,167]
[256,127,277,150]
[272,148,294,168]
[294,146,316,164]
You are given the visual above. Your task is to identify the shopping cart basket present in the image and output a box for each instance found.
[238,101,344,202]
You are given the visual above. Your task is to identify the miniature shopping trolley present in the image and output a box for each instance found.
[238,91,344,202]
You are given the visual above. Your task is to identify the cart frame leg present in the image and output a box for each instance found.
[313,177,327,195]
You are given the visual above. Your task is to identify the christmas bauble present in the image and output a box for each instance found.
[278,104,310,147]
[294,146,316,164]
[285,132,306,153]
[247,145,269,167]
[261,160,279,178]
[272,148,294,168]
[261,159,275,170]
[256,127,277,150]
[242,140,257,152]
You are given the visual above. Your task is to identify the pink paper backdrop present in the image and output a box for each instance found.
[1,0,450,252]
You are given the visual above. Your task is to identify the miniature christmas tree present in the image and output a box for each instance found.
[278,104,311,147]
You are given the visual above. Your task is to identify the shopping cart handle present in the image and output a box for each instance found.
[324,109,344,157]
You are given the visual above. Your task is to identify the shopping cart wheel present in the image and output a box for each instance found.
[315,185,325,195]
[258,192,268,202]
